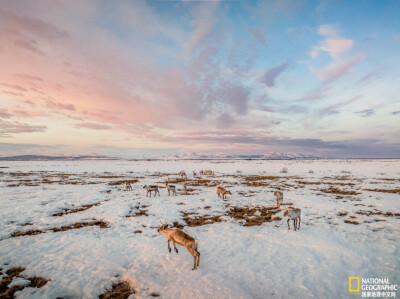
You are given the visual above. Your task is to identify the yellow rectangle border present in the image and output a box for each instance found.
[349,277,360,292]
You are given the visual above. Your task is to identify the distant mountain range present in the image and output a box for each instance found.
[0,152,323,161]
[0,154,115,161]
[155,152,323,160]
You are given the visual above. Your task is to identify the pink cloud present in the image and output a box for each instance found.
[322,38,353,58]
[0,8,70,41]
[0,119,47,136]
[44,99,76,111]
[312,54,365,82]
[0,110,12,118]
[0,83,28,92]
[15,74,44,82]
[311,24,353,59]
[11,109,49,118]
[311,38,353,59]
[74,122,112,130]
[1,90,24,97]
[0,1,257,142]
[13,38,45,56]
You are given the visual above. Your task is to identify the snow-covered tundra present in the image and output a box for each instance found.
[0,159,399,298]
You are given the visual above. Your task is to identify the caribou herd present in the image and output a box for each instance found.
[123,170,301,269]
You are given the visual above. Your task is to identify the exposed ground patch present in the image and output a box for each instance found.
[226,205,283,226]
[364,188,400,194]
[109,179,139,186]
[52,202,101,216]
[356,210,400,217]
[126,205,149,217]
[244,176,284,181]
[297,181,356,186]
[344,220,360,225]
[337,211,348,217]
[0,171,142,187]
[319,187,360,195]
[99,281,135,299]
[187,179,220,187]
[0,266,50,299]
[241,175,286,187]
[181,212,223,227]
[296,181,323,185]
[11,220,109,238]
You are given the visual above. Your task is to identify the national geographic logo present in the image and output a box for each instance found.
[349,277,398,297]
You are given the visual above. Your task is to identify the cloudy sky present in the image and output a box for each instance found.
[0,0,399,158]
